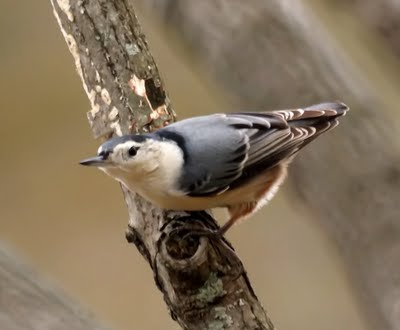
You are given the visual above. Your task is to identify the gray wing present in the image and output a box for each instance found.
[159,102,347,196]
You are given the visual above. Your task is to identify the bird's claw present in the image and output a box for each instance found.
[168,225,222,242]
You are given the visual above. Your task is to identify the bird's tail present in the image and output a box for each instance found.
[271,101,349,153]
[273,101,348,138]
[274,101,348,131]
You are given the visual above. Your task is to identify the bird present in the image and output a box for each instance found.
[80,102,348,235]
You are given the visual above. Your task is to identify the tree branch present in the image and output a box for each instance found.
[51,1,274,329]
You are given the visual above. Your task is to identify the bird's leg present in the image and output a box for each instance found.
[217,202,258,235]
[216,215,241,236]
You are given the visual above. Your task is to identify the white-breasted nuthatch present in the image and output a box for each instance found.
[80,102,348,234]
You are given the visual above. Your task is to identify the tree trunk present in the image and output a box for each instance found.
[51,0,274,329]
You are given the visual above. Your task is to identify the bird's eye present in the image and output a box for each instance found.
[128,146,138,157]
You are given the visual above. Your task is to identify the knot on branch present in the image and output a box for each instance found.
[161,212,218,260]
[158,211,237,271]
[149,212,250,326]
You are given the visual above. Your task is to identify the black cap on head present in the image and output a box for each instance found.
[98,134,149,155]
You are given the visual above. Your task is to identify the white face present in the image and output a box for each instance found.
[99,140,161,178]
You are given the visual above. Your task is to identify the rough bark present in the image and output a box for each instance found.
[141,1,400,330]
[0,245,107,330]
[51,1,274,329]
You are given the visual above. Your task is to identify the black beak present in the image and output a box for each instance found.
[79,156,108,167]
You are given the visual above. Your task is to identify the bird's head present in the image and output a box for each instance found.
[80,134,185,192]
[79,135,162,178]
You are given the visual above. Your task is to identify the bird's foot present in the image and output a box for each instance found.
[169,225,221,242]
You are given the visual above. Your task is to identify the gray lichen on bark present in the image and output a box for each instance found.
[51,0,274,329]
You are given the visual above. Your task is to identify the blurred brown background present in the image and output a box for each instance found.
[1,1,399,329]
